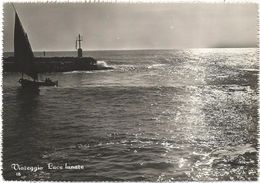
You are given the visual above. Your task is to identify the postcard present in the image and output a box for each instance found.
[1,0,259,181]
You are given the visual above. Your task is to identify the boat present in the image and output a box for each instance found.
[13,7,58,89]
[18,78,58,87]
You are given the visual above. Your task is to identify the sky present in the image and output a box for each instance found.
[2,3,258,51]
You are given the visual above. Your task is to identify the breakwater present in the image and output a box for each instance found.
[3,56,112,73]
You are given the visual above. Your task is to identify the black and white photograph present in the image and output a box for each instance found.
[1,0,259,181]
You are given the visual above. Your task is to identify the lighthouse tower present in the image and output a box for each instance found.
[76,34,83,57]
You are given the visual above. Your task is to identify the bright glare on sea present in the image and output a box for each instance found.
[2,48,259,181]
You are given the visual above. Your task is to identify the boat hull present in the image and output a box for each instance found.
[18,79,58,89]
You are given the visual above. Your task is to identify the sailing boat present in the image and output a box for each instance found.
[14,9,58,89]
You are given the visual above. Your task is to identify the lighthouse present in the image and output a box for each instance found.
[76,34,83,57]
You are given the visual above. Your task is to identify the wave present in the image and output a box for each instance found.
[97,60,114,69]
[62,71,94,74]
[240,68,259,72]
[194,144,257,167]
[97,60,109,67]
[116,64,137,72]
[148,63,167,69]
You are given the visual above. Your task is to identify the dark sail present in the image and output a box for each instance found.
[14,12,38,80]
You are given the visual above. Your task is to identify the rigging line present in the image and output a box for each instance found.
[11,3,17,13]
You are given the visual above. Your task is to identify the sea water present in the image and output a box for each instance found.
[2,48,258,181]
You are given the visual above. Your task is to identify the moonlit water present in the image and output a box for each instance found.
[2,48,258,181]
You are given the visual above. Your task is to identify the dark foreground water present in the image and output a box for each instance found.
[2,48,258,181]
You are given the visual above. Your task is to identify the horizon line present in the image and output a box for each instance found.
[3,47,258,53]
